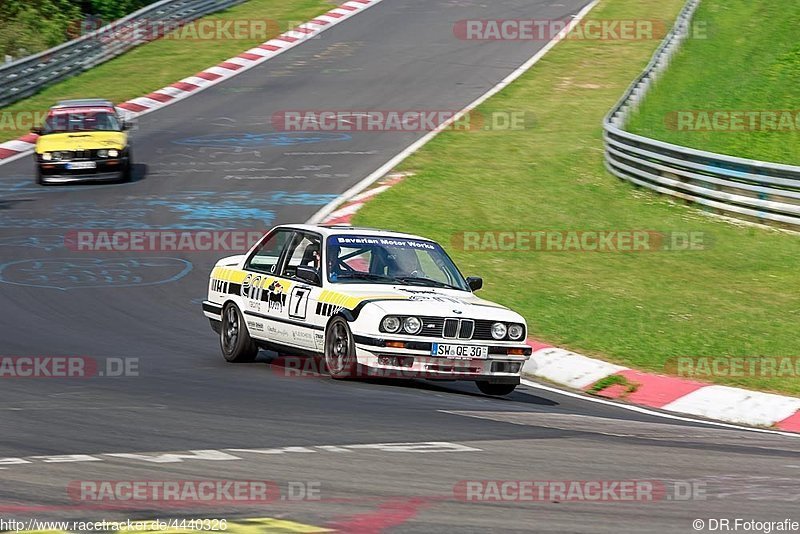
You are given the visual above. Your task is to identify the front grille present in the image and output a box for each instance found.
[458,319,474,339]
[428,317,476,340]
[52,149,94,161]
[391,316,523,341]
[443,318,458,338]
[472,320,495,341]
[420,317,444,337]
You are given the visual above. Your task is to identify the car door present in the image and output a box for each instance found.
[277,231,324,351]
[239,228,294,343]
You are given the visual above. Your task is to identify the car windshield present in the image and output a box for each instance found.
[326,234,469,291]
[43,110,121,133]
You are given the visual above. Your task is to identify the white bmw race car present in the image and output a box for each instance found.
[202,224,531,395]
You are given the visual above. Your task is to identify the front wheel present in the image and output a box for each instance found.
[121,153,133,182]
[476,381,517,396]
[324,317,357,379]
[220,302,258,362]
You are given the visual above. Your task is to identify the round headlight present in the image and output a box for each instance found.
[508,324,524,340]
[108,149,119,157]
[381,316,401,333]
[41,152,52,161]
[52,151,62,160]
[491,322,507,340]
[403,316,422,334]
[97,149,108,158]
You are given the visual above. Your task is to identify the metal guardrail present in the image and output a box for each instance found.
[603,0,800,230]
[0,0,246,108]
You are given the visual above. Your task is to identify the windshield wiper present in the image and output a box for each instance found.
[334,272,396,282]
[394,276,463,290]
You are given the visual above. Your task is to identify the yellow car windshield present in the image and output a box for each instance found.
[43,111,122,134]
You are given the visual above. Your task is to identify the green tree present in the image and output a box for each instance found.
[84,0,157,21]
[0,0,159,61]
[0,0,82,58]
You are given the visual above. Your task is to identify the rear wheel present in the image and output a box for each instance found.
[324,317,357,379]
[220,303,258,363]
[476,381,517,396]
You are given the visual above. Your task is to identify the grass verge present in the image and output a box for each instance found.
[353,0,800,395]
[0,0,332,142]
[627,0,800,165]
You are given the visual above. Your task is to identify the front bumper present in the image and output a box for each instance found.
[353,335,530,382]
[38,158,128,183]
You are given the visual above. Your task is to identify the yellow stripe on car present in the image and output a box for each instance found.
[210,267,248,284]
[317,290,409,310]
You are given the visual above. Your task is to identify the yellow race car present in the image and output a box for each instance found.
[33,99,133,185]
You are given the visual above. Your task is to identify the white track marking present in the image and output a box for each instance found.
[518,378,800,438]
[308,0,602,223]
[0,441,481,470]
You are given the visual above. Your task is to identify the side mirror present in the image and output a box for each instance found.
[121,121,132,131]
[296,265,321,285]
[466,276,483,291]
[31,126,43,135]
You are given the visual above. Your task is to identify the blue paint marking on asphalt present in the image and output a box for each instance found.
[0,257,193,290]
[142,191,277,226]
[0,179,33,194]
[0,206,153,229]
[173,132,352,148]
[0,191,337,229]
[0,235,65,251]
[0,177,122,197]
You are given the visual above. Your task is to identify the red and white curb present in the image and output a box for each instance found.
[522,342,800,432]
[318,175,800,434]
[0,0,383,165]
[321,172,411,225]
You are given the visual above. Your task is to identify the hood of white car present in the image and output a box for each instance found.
[326,284,523,323]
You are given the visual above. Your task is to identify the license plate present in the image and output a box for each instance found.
[431,343,488,359]
[66,161,96,170]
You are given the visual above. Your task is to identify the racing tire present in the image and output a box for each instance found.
[220,302,258,363]
[476,381,517,396]
[36,169,47,186]
[324,316,358,379]
[121,154,133,183]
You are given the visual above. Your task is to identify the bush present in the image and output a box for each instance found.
[82,0,158,21]
[0,0,82,58]
[0,0,158,61]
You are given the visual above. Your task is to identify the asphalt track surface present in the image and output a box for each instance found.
[0,1,798,532]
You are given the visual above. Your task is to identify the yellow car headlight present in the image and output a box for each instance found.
[41,152,53,161]
[108,149,119,158]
